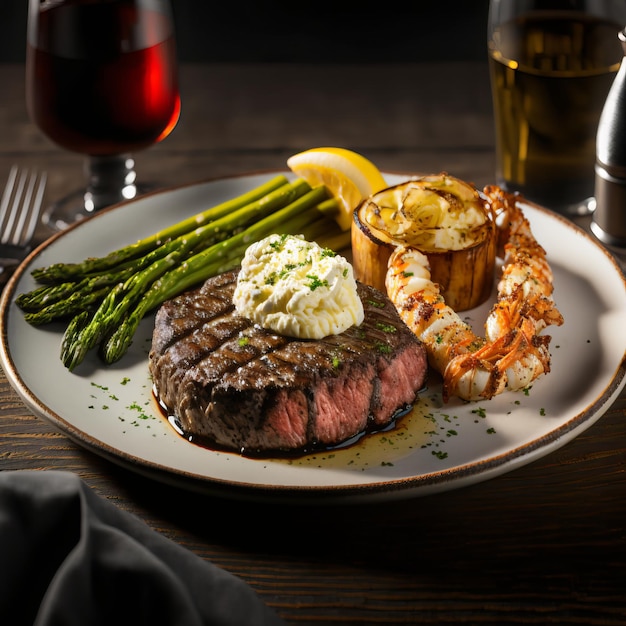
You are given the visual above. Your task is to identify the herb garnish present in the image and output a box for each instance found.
[306,274,329,291]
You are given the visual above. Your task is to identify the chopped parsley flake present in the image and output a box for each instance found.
[305,274,329,291]
[374,341,392,354]
[367,299,386,309]
[269,234,289,250]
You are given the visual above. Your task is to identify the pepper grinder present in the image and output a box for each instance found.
[592,28,626,247]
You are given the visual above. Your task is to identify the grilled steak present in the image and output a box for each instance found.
[149,270,428,455]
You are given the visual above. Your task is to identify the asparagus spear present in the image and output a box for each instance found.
[60,311,91,372]
[24,286,112,325]
[63,185,333,369]
[17,265,135,314]
[17,280,84,312]
[31,174,291,284]
[315,230,351,252]
[19,178,311,320]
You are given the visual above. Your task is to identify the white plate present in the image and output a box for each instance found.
[1,172,625,503]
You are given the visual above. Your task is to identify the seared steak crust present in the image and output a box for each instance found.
[149,270,428,454]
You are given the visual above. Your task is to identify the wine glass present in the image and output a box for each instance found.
[26,0,181,231]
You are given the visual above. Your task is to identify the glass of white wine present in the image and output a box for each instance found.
[488,0,626,216]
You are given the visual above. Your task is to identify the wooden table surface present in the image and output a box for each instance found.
[2,62,626,625]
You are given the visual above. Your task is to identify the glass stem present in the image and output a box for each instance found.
[84,154,138,213]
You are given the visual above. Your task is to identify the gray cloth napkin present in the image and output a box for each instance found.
[0,470,286,626]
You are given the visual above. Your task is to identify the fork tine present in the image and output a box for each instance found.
[0,165,19,243]
[0,167,47,247]
[2,168,28,244]
[26,171,47,243]
[14,170,47,246]
[10,170,36,246]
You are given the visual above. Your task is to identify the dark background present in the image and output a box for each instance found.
[0,1,491,63]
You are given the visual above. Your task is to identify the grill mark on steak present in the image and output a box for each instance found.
[149,270,428,456]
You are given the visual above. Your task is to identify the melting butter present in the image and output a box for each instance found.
[233,234,364,339]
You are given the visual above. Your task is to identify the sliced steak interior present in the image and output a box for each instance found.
[149,270,428,455]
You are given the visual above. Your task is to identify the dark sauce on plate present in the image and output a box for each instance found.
[153,384,434,468]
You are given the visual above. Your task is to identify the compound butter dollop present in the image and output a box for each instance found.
[233,234,364,339]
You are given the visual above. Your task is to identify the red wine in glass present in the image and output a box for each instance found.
[26,0,181,230]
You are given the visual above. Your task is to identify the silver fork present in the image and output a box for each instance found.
[0,165,47,265]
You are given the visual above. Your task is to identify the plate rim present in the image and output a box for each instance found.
[2,170,625,504]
